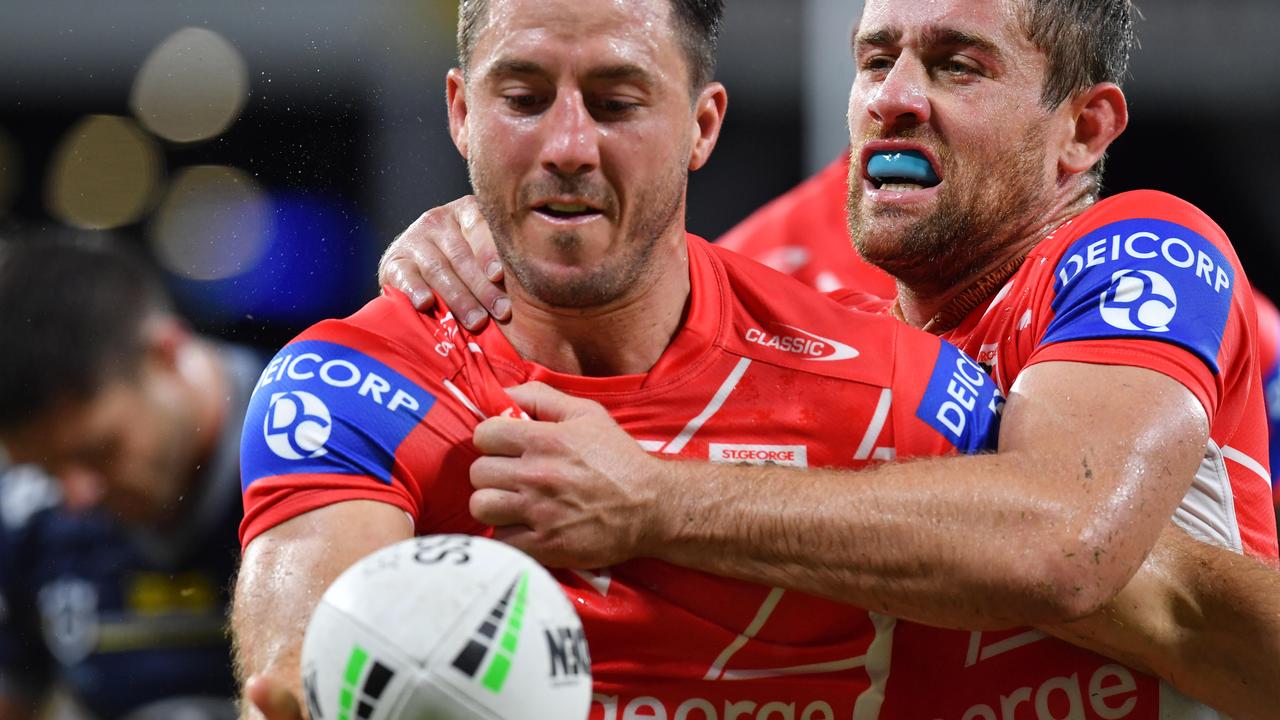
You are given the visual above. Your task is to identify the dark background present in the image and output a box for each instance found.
[0,0,1275,351]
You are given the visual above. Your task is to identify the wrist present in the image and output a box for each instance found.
[636,454,689,559]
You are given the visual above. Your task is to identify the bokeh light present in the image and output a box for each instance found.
[149,165,270,281]
[0,126,17,219]
[45,115,162,230]
[131,27,249,143]
[165,190,375,326]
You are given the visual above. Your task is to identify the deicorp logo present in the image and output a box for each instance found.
[264,390,333,459]
[241,340,434,489]
[1098,269,1177,333]
[1048,218,1234,373]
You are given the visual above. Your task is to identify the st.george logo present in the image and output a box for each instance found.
[264,390,333,460]
[1099,269,1177,333]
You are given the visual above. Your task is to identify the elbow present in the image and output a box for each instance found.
[1020,534,1136,624]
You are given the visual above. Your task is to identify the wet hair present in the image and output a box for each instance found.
[1016,0,1136,187]
[1017,0,1136,109]
[0,237,172,430]
[457,0,725,91]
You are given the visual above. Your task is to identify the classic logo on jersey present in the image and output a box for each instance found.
[743,323,859,361]
[709,443,808,468]
[916,341,1003,454]
[1048,218,1233,372]
[241,340,434,488]
[263,390,333,459]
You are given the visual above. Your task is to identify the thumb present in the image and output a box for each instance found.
[504,381,599,421]
[246,673,306,720]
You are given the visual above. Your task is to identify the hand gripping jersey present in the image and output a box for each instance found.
[876,190,1278,720]
[241,235,1002,720]
[717,152,898,298]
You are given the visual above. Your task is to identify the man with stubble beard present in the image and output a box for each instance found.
[380,1,1280,717]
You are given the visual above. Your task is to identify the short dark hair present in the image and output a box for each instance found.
[1016,0,1135,187]
[0,237,172,430]
[457,0,724,91]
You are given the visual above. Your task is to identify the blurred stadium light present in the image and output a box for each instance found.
[44,114,162,230]
[163,189,376,326]
[149,165,270,281]
[131,27,249,144]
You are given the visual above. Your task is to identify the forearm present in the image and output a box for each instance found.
[1044,527,1280,720]
[232,501,412,719]
[646,363,1206,630]
[650,451,1174,629]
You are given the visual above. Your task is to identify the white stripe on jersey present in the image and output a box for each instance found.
[703,586,785,680]
[854,388,893,461]
[663,358,752,455]
[1220,444,1270,488]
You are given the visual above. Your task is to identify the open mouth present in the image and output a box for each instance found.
[865,150,941,192]
[533,201,604,220]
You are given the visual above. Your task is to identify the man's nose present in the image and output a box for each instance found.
[57,465,106,512]
[540,92,600,177]
[866,58,932,132]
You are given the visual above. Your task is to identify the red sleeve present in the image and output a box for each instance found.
[238,293,495,547]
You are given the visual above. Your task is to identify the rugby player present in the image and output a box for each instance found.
[231,1,1015,718]
[727,149,1280,518]
[379,0,1280,717]
[0,240,260,719]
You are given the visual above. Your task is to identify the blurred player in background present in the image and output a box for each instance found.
[380,0,1280,716]
[0,239,263,720]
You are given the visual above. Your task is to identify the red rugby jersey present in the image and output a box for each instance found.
[717,152,897,298]
[241,235,1002,719]
[877,190,1276,720]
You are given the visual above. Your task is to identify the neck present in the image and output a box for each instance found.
[498,231,692,377]
[896,188,1096,332]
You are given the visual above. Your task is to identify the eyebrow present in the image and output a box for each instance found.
[854,25,1004,62]
[484,59,655,86]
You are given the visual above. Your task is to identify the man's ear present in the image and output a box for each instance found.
[688,82,728,172]
[1059,82,1128,175]
[447,68,471,160]
[143,315,190,375]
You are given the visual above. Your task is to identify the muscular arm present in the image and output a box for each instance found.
[232,501,412,720]
[642,361,1207,628]
[1045,525,1280,719]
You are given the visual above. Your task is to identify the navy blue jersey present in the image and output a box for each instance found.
[0,343,262,719]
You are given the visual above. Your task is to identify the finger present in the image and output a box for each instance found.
[504,382,601,422]
[456,196,503,281]
[245,674,305,720]
[405,231,490,330]
[473,416,548,456]
[490,524,545,560]
[469,486,529,526]
[381,259,437,311]
[454,197,511,323]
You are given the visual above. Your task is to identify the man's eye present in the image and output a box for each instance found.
[860,56,895,72]
[939,59,978,76]
[504,94,546,111]
[595,99,638,116]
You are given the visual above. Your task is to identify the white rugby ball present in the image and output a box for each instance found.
[300,535,591,720]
